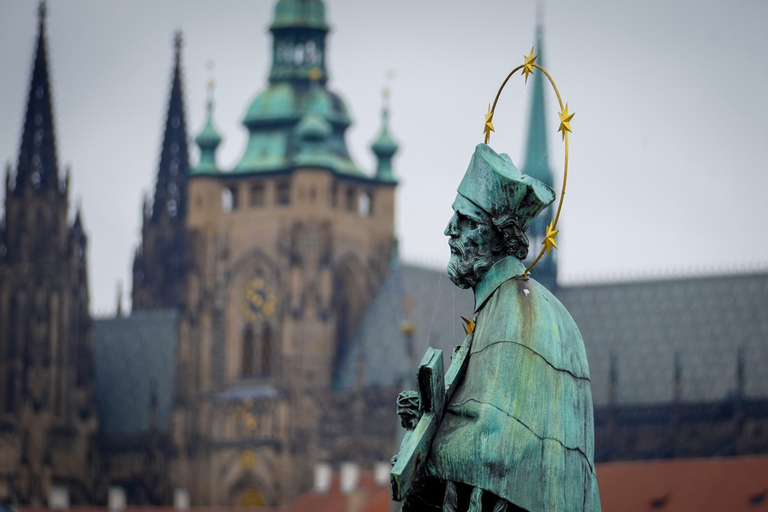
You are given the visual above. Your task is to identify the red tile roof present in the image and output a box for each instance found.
[597,455,768,511]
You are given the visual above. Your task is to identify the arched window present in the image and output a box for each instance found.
[259,326,272,376]
[242,326,255,377]
[242,325,272,378]
[34,210,46,257]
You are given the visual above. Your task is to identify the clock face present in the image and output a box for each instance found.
[242,277,277,323]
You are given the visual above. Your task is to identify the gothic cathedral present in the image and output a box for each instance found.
[132,0,398,505]
[0,4,97,505]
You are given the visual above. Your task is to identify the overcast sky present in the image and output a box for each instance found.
[1,0,767,315]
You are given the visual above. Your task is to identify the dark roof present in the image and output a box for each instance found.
[335,263,474,390]
[93,309,178,435]
[560,272,768,406]
[341,265,768,407]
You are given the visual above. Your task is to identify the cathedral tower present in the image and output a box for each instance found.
[132,33,190,311]
[0,2,96,505]
[523,20,558,291]
[172,0,398,505]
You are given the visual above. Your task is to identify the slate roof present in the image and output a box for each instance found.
[93,309,179,436]
[334,263,474,390]
[339,264,768,408]
[560,272,768,406]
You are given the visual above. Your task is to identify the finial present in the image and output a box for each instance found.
[174,30,183,54]
[116,281,123,317]
[536,0,545,29]
[206,61,216,111]
[38,1,47,23]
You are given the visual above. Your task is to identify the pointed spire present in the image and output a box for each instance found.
[116,281,123,317]
[192,79,223,175]
[372,88,398,184]
[151,31,190,223]
[15,0,60,196]
[522,21,552,186]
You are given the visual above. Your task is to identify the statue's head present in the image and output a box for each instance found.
[446,144,555,289]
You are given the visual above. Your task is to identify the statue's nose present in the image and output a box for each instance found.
[444,213,458,237]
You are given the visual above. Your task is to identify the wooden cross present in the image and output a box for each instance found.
[391,332,474,501]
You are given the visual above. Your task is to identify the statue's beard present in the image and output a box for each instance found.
[447,238,495,289]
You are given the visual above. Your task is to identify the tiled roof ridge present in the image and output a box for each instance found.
[561,261,768,288]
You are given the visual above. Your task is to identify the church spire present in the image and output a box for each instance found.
[192,80,223,175]
[151,31,189,223]
[14,0,61,196]
[522,14,558,291]
[371,88,398,184]
[522,19,552,186]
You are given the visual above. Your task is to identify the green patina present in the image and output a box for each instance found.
[190,0,397,184]
[393,144,600,511]
[371,105,399,184]
[191,97,222,176]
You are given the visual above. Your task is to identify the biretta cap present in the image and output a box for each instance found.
[457,143,555,230]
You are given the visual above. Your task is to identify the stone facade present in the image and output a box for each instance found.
[128,0,399,506]
[0,3,97,505]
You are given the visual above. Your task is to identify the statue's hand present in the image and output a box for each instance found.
[396,390,421,430]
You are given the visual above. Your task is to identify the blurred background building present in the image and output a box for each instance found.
[0,0,767,510]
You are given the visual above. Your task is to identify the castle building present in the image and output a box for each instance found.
[2,1,767,509]
[96,0,399,507]
[0,3,97,505]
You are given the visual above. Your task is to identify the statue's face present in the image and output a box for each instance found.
[445,195,496,289]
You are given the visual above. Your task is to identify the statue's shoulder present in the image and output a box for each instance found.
[479,275,590,379]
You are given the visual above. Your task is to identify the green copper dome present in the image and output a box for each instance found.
[296,112,332,142]
[192,97,222,175]
[243,83,351,128]
[271,0,329,31]
[371,105,398,184]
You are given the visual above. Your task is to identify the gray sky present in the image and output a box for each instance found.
[1,0,767,315]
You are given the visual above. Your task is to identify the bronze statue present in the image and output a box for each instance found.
[392,144,600,512]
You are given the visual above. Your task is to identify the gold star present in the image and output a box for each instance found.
[483,105,495,144]
[542,221,559,254]
[558,104,575,140]
[523,47,537,83]
[461,315,475,335]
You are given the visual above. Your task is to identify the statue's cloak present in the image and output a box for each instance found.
[427,256,601,512]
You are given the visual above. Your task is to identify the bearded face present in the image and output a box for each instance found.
[445,197,497,289]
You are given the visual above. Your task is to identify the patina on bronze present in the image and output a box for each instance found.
[392,143,600,511]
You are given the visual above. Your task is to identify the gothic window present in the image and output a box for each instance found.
[260,326,272,376]
[331,183,338,208]
[241,325,272,378]
[276,182,290,206]
[293,44,304,65]
[358,192,372,217]
[8,297,18,360]
[250,184,265,207]
[4,370,15,414]
[34,210,46,256]
[333,261,366,381]
[345,188,356,212]
[242,326,255,377]
[304,40,322,66]
[222,187,238,213]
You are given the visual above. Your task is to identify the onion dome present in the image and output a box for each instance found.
[191,87,222,175]
[371,93,398,184]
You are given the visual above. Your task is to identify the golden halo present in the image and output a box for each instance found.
[482,48,573,277]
